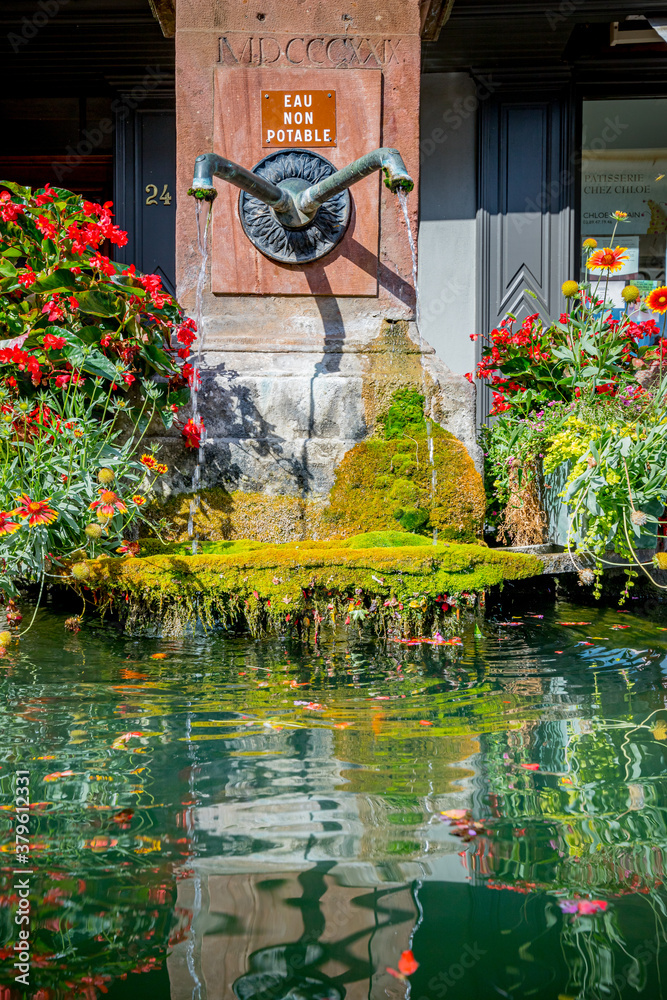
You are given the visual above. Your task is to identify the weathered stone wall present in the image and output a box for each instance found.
[163,0,478,530]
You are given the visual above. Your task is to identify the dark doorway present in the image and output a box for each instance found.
[0,0,175,283]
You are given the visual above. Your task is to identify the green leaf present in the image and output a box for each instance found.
[0,180,31,200]
[80,350,119,381]
[159,407,176,430]
[73,324,108,346]
[112,275,146,294]
[551,346,574,361]
[586,492,601,515]
[76,290,122,317]
[0,334,26,349]
[168,387,190,408]
[31,269,78,294]
[0,259,17,277]
[143,342,172,370]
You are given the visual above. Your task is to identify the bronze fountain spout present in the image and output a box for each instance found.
[188,146,413,264]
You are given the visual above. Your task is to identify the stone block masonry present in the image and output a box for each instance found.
[170,0,478,524]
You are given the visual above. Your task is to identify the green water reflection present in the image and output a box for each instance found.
[0,598,666,998]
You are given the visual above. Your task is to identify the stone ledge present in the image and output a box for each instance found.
[68,536,543,637]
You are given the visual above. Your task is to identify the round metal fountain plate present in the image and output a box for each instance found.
[239,149,351,265]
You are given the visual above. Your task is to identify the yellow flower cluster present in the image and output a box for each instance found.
[545,417,642,477]
[543,417,591,473]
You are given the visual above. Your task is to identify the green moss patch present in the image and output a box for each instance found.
[70,538,543,639]
[324,425,486,541]
[342,531,432,549]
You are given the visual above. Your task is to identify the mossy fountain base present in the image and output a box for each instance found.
[149,388,486,545]
[70,534,543,639]
[61,388,541,638]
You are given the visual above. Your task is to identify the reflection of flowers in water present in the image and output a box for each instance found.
[558,898,608,916]
[0,866,180,996]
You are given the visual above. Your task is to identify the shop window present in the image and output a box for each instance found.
[581,98,667,323]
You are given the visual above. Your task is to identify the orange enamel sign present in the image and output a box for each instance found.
[261,90,336,148]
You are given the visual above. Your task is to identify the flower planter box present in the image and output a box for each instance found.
[544,462,661,557]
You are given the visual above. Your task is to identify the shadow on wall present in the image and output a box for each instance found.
[200,362,316,495]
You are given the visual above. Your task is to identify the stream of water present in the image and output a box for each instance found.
[187,202,213,555]
[397,190,438,543]
[1,597,667,998]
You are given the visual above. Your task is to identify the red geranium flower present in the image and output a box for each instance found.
[42,296,64,322]
[35,184,55,206]
[90,252,116,277]
[182,417,203,449]
[17,268,36,287]
[176,319,197,347]
[42,333,66,351]
[0,192,24,222]
[35,215,57,241]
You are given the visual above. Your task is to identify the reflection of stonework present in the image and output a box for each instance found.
[165,731,477,998]
[167,871,417,1000]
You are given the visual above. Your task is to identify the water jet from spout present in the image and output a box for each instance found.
[187,200,212,555]
[397,189,438,545]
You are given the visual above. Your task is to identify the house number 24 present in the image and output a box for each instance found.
[145,183,172,206]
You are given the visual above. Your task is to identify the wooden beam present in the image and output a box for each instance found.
[148,0,175,38]
[421,0,456,40]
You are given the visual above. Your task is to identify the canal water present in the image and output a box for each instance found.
[1,597,667,999]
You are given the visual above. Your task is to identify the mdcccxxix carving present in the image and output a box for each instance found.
[219,35,404,68]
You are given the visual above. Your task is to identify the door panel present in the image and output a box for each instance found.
[477,89,575,419]
[115,109,176,293]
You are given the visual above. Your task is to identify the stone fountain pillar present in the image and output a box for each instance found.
[167,0,477,539]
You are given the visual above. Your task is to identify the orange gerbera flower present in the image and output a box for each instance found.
[587,246,629,273]
[131,495,146,506]
[155,463,168,475]
[140,453,158,470]
[89,490,127,517]
[13,496,58,527]
[646,285,667,314]
[0,512,21,535]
